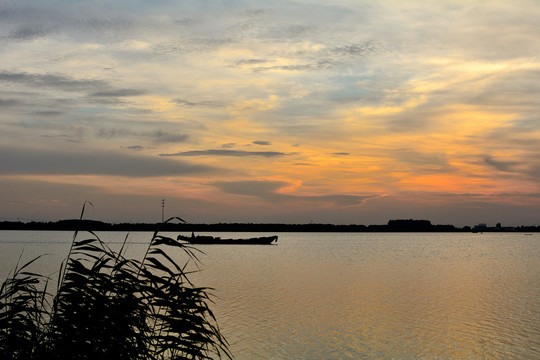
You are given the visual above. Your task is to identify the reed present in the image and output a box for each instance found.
[0,216,232,360]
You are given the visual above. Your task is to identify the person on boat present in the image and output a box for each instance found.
[191,231,195,238]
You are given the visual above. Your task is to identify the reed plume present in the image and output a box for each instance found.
[0,215,231,360]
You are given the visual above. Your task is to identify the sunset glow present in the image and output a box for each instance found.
[1,0,539,226]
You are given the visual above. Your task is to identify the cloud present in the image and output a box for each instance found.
[159,149,291,157]
[90,89,147,97]
[0,72,148,103]
[174,17,198,26]
[0,99,21,107]
[392,149,451,169]
[212,180,288,198]
[483,155,519,172]
[252,141,272,146]
[0,71,107,92]
[29,110,65,117]
[235,59,273,66]
[211,180,379,206]
[150,130,189,143]
[8,119,63,131]
[152,36,237,56]
[468,68,540,109]
[3,27,50,41]
[242,39,379,73]
[251,62,333,73]
[0,2,135,44]
[0,145,216,177]
[96,128,135,139]
[174,99,224,108]
[330,41,379,57]
[1,0,540,226]
[96,128,189,143]
[315,194,376,206]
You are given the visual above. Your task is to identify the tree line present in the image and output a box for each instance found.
[2,218,538,232]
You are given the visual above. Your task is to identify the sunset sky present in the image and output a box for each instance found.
[1,0,540,226]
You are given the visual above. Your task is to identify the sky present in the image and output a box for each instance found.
[1,0,540,226]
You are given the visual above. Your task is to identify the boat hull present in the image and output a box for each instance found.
[177,235,278,245]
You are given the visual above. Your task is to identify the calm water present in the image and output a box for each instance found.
[1,231,539,359]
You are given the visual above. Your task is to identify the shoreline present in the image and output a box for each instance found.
[1,219,538,233]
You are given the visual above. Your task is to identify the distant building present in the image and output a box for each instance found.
[472,223,487,232]
[472,223,516,232]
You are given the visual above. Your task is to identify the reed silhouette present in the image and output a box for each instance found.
[0,206,232,359]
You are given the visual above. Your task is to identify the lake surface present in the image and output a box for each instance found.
[1,231,539,359]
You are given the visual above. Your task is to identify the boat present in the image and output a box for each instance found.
[177,234,278,245]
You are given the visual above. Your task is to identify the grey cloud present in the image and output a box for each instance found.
[125,145,144,151]
[29,110,65,117]
[0,72,148,100]
[509,117,540,134]
[150,130,189,143]
[211,180,378,206]
[467,69,540,109]
[0,99,21,107]
[0,2,134,43]
[383,115,431,133]
[469,126,540,155]
[192,37,236,50]
[257,22,321,41]
[174,98,224,108]
[174,17,197,26]
[246,40,378,73]
[0,71,107,92]
[0,5,59,36]
[235,59,273,65]
[150,42,184,56]
[7,120,89,145]
[3,27,50,41]
[526,164,540,182]
[330,41,379,57]
[96,128,189,143]
[239,8,272,17]
[0,145,215,177]
[317,194,373,206]
[90,89,147,97]
[394,149,449,166]
[332,152,349,156]
[253,141,272,146]
[252,62,333,73]
[212,180,288,198]
[153,37,235,56]
[390,149,453,174]
[484,155,519,172]
[0,4,61,23]
[174,99,197,106]
[96,128,136,139]
[160,150,290,157]
[38,134,79,141]
[284,24,312,38]
[221,143,236,149]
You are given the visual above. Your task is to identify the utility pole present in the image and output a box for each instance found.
[161,199,165,222]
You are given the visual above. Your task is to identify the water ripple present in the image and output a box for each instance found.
[2,231,539,359]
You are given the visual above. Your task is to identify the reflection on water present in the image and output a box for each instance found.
[1,231,539,359]
[189,232,540,359]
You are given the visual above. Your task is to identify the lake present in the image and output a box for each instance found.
[1,231,539,359]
